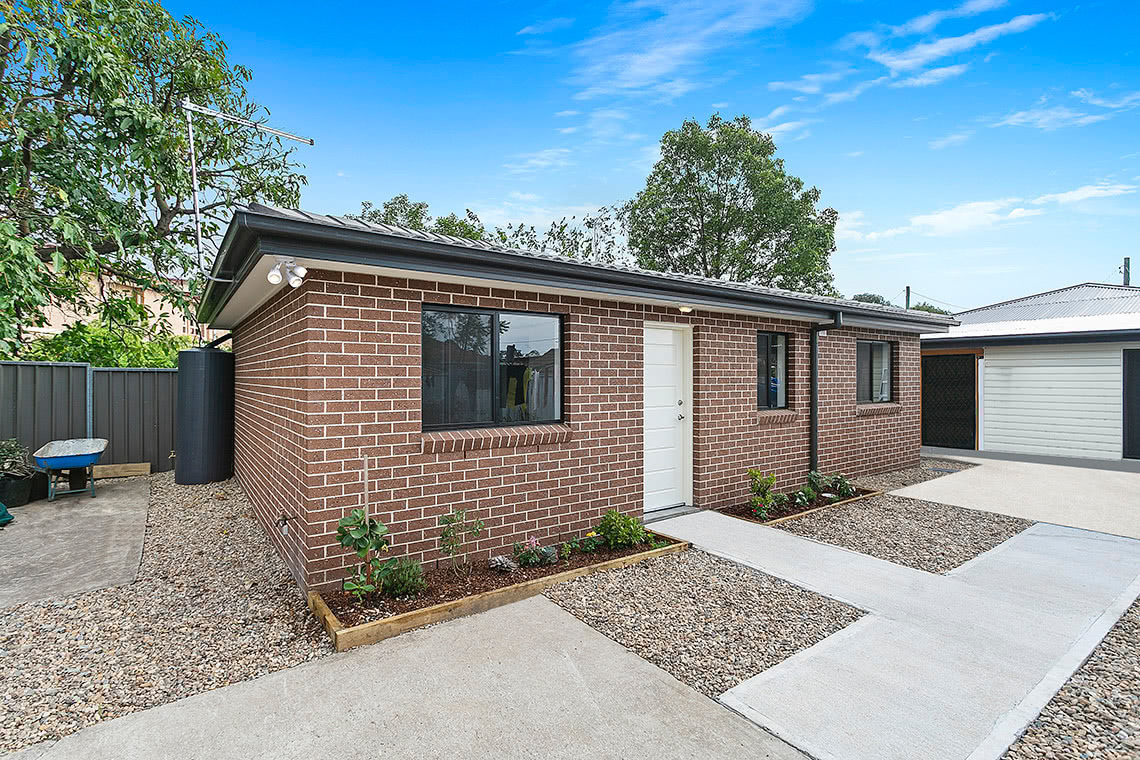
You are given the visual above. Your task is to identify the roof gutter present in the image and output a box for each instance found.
[199,210,956,333]
[810,311,844,472]
[922,328,1140,348]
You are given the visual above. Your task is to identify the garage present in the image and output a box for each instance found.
[921,282,1140,462]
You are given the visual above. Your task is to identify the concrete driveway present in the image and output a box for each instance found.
[0,479,149,608]
[894,456,1140,539]
[11,596,805,760]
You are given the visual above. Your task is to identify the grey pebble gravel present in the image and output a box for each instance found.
[0,473,331,753]
[544,549,863,697]
[1004,598,1139,760]
[853,456,977,493]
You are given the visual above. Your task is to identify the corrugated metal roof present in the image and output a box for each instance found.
[955,283,1140,324]
[245,203,952,324]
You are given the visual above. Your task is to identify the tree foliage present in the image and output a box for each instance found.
[0,0,306,357]
[348,195,621,263]
[910,300,953,315]
[21,321,193,367]
[626,114,838,295]
[851,292,894,306]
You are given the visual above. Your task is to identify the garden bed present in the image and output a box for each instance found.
[310,535,688,651]
[717,487,881,525]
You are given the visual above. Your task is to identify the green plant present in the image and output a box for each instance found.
[579,532,603,553]
[513,536,558,567]
[747,468,778,519]
[596,509,648,549]
[336,509,397,603]
[559,542,573,561]
[830,474,857,499]
[793,487,817,509]
[807,470,825,494]
[382,558,427,599]
[0,439,35,479]
[438,509,485,576]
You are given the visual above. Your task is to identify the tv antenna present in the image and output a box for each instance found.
[180,98,314,282]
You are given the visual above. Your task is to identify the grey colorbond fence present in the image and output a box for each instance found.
[0,361,177,472]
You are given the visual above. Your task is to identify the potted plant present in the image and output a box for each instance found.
[0,439,38,508]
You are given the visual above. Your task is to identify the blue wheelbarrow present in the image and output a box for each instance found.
[32,439,109,501]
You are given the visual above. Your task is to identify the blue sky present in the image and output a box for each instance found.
[168,0,1139,310]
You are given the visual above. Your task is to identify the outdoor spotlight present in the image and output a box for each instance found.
[275,514,295,536]
[678,305,694,314]
[266,262,283,285]
[286,264,304,288]
[291,264,308,278]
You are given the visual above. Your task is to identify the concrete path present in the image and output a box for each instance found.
[896,456,1140,539]
[0,479,149,608]
[14,596,805,760]
[655,510,1140,760]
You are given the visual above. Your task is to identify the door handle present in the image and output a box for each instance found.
[677,414,685,420]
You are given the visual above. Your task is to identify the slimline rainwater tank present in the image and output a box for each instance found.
[175,347,234,484]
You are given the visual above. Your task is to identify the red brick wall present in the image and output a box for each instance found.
[231,269,921,591]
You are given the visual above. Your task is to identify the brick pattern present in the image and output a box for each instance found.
[231,269,921,591]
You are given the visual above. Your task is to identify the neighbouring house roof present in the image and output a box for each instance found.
[199,203,956,332]
[923,282,1140,346]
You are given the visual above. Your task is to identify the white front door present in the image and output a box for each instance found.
[643,326,690,512]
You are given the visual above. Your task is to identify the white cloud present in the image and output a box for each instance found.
[890,0,1008,36]
[711,101,730,108]
[557,126,580,134]
[1006,207,1044,219]
[518,17,574,35]
[822,77,887,106]
[765,104,793,120]
[1071,88,1140,110]
[890,63,970,88]
[929,131,972,149]
[993,104,1112,130]
[572,0,811,100]
[554,110,580,117]
[336,170,345,177]
[846,150,864,157]
[854,251,931,262]
[864,197,1041,238]
[759,119,818,139]
[868,14,1049,72]
[632,143,662,173]
[503,148,572,173]
[509,191,541,202]
[835,210,868,241]
[1032,183,1138,205]
[769,68,852,94]
[585,108,634,139]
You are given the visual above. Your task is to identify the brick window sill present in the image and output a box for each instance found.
[756,409,799,426]
[421,424,573,454]
[855,402,903,417]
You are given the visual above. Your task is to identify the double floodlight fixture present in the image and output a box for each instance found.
[267,257,308,288]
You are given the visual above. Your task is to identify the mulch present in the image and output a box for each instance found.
[324,537,677,627]
[717,488,877,525]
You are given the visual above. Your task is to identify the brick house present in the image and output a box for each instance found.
[199,204,954,591]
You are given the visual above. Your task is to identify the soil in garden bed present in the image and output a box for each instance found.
[717,488,877,525]
[324,536,680,627]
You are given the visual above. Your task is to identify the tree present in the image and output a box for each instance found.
[851,293,895,306]
[910,301,953,315]
[349,196,621,263]
[21,321,193,367]
[0,0,306,357]
[626,115,838,295]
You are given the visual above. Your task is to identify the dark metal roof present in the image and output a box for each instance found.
[199,203,956,331]
[955,283,1140,324]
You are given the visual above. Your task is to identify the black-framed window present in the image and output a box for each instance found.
[758,332,788,409]
[422,306,562,430]
[856,340,892,403]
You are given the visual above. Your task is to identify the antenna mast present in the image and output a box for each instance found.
[180,99,314,282]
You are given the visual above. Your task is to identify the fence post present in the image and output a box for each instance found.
[85,363,94,439]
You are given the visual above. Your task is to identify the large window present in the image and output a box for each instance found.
[421,307,562,430]
[758,332,788,409]
[856,340,892,403]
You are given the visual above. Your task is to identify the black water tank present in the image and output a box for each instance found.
[176,348,234,484]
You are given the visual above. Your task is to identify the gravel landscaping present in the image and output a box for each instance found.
[853,456,976,493]
[774,492,1030,574]
[1005,598,1140,760]
[544,549,863,697]
[0,473,331,753]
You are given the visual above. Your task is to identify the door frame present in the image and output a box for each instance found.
[643,321,693,511]
[1125,348,1139,460]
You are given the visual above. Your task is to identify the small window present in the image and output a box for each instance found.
[422,307,561,430]
[758,332,788,409]
[856,340,892,403]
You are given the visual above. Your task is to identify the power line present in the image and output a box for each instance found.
[909,290,963,309]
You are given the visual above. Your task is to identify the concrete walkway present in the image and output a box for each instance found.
[0,479,149,608]
[654,510,1140,760]
[12,596,805,760]
[896,456,1140,539]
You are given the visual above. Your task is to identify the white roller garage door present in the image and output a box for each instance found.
[982,343,1127,460]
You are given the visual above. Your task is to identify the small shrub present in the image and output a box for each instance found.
[830,474,857,499]
[559,542,573,561]
[513,536,558,567]
[382,558,427,598]
[579,532,603,553]
[793,487,816,509]
[336,508,397,603]
[806,470,825,494]
[438,509,485,576]
[596,509,648,549]
[747,468,778,519]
